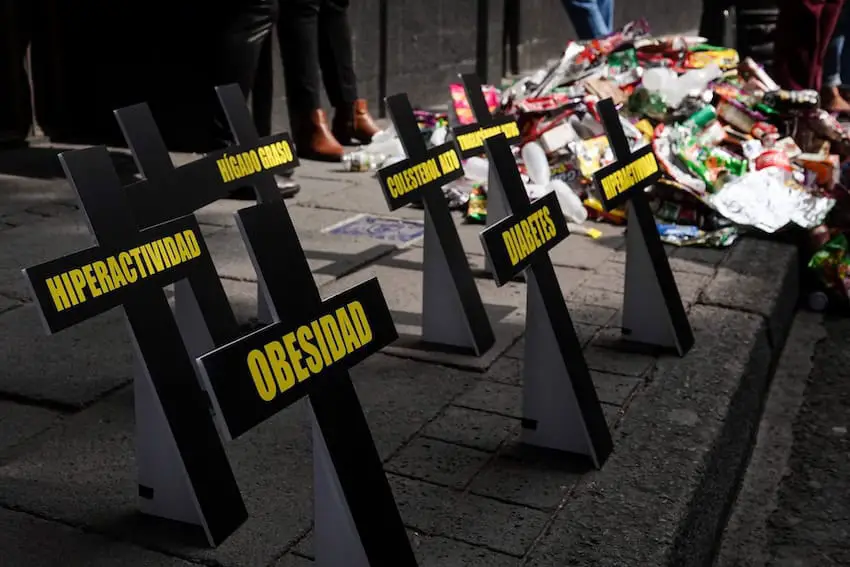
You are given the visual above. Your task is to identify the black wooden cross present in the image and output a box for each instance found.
[479,134,613,467]
[117,83,299,231]
[376,93,495,355]
[453,73,522,159]
[117,84,301,324]
[22,147,247,546]
[591,97,694,355]
[112,101,243,355]
[195,199,416,564]
[454,73,523,276]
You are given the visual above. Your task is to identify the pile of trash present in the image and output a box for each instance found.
[347,19,850,310]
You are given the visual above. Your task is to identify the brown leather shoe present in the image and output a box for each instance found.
[821,86,850,115]
[293,109,345,162]
[333,99,380,145]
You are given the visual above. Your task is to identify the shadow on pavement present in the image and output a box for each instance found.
[0,146,138,182]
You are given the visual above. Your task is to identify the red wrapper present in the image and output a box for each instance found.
[750,121,779,140]
[755,149,792,172]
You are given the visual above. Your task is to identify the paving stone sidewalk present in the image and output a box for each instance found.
[0,145,798,566]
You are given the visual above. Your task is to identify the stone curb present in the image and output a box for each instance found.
[526,238,800,567]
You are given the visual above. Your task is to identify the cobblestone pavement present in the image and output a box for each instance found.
[0,144,799,566]
[767,315,850,565]
[716,312,850,567]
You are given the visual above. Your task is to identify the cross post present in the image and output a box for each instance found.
[454,73,522,274]
[592,97,694,356]
[113,102,242,359]
[116,84,300,325]
[22,146,248,546]
[479,134,613,467]
[375,92,495,356]
[196,197,417,565]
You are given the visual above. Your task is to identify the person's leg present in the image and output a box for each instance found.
[317,0,357,108]
[773,0,841,91]
[597,0,614,36]
[0,0,33,146]
[699,0,729,46]
[821,1,850,111]
[839,4,850,88]
[560,0,609,40]
[209,0,277,150]
[277,0,344,160]
[814,0,845,92]
[277,0,322,117]
[318,0,379,144]
[253,35,274,138]
[209,0,300,197]
[252,31,301,197]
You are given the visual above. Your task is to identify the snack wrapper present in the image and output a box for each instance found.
[574,135,613,178]
[808,233,850,298]
[450,83,500,125]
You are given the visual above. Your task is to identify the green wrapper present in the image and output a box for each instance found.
[808,234,849,289]
[677,143,713,189]
[608,48,638,70]
[465,185,487,224]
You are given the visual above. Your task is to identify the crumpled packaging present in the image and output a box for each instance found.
[708,167,836,233]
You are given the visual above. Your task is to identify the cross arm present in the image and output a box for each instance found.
[23,215,208,334]
[196,277,398,439]
[480,190,569,286]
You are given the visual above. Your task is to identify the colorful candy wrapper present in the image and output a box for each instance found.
[584,198,627,224]
[657,223,739,247]
[465,184,487,223]
[808,233,850,299]
[450,84,500,125]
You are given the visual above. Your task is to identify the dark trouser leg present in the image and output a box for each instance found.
[318,0,358,108]
[319,0,377,144]
[277,0,345,160]
[209,0,277,149]
[252,32,299,193]
[699,0,731,46]
[773,0,844,91]
[0,0,33,142]
[277,0,322,114]
[253,34,274,138]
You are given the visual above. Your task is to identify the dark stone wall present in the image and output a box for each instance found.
[514,0,704,72]
[25,0,703,149]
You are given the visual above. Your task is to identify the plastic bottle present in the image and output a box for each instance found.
[463,157,489,182]
[341,151,385,172]
[549,179,588,224]
[362,136,405,159]
[429,125,448,146]
[665,64,722,108]
[370,126,396,144]
[641,67,677,93]
[521,142,550,185]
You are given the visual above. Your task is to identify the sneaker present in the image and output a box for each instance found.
[227,174,301,200]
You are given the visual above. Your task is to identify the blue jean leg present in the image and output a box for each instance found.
[561,0,613,40]
[597,0,614,34]
[824,33,844,87]
[840,2,850,85]
[824,0,849,87]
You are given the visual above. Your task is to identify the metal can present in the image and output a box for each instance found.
[808,291,829,312]
[754,149,792,172]
[683,105,717,132]
[762,89,820,112]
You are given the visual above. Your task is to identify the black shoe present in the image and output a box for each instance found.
[275,174,300,198]
[227,176,301,200]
